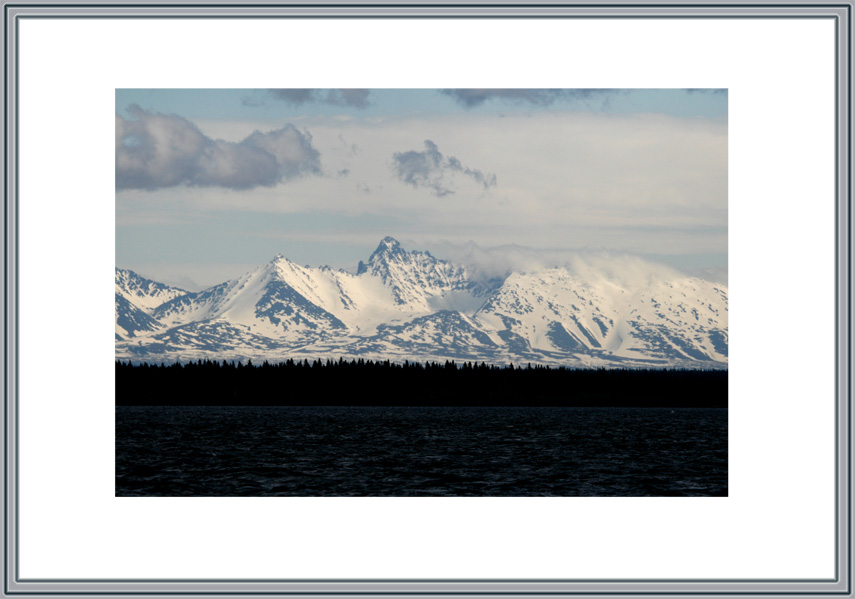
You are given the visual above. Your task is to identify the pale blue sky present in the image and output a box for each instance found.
[116,88,727,290]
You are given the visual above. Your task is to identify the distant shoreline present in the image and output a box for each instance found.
[115,360,728,408]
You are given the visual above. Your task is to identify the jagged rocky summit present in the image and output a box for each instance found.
[116,237,728,368]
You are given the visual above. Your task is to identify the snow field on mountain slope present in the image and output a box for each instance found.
[472,268,728,360]
[213,266,285,336]
[149,282,230,328]
[115,269,187,313]
[612,278,728,360]
[282,262,409,332]
[473,269,628,352]
[270,256,485,334]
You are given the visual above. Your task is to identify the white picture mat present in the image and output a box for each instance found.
[16,17,837,580]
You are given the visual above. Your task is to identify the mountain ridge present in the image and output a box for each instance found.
[116,238,728,368]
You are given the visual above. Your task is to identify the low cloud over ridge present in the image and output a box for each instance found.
[428,240,700,289]
[392,140,497,197]
[116,105,321,191]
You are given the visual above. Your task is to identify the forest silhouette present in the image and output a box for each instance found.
[115,359,727,407]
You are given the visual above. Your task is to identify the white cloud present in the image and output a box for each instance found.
[423,240,689,288]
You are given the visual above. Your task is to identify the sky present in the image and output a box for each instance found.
[116,88,727,291]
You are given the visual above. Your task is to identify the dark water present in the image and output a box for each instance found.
[116,406,727,496]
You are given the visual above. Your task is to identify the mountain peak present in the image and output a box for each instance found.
[376,236,402,253]
[365,236,407,267]
[353,236,482,307]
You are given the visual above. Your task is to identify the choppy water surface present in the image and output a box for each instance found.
[116,406,727,496]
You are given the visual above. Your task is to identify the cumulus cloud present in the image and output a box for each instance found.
[440,89,615,108]
[391,140,496,197]
[116,105,321,190]
[268,89,371,108]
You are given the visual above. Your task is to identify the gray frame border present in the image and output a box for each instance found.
[2,1,852,596]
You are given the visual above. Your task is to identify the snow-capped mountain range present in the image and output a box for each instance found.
[116,237,728,368]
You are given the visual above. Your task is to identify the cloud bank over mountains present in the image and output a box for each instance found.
[115,89,727,288]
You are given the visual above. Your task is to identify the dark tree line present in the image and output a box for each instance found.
[115,358,727,408]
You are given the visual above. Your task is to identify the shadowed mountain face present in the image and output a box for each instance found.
[116,238,728,368]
